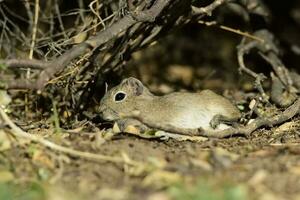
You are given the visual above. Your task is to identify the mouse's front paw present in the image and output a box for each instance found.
[116,120,127,132]
[116,119,149,134]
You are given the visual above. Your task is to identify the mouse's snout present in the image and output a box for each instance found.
[97,103,115,121]
[97,105,108,121]
[98,103,106,114]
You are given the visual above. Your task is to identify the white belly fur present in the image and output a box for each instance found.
[169,106,230,131]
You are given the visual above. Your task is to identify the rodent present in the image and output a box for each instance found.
[98,77,241,135]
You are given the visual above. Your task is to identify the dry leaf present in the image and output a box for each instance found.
[112,122,121,133]
[274,121,299,135]
[143,170,182,188]
[249,99,257,110]
[0,90,11,107]
[0,130,11,151]
[96,188,129,200]
[124,125,141,134]
[73,32,88,44]
[147,192,171,200]
[190,158,212,171]
[0,170,14,182]
[248,170,268,186]
[32,150,55,169]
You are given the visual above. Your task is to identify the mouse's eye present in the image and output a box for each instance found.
[114,91,126,102]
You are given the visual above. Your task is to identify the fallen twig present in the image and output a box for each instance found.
[0,106,140,165]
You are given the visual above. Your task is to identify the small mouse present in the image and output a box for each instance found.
[98,77,241,135]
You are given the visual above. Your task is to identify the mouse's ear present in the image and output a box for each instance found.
[121,77,144,96]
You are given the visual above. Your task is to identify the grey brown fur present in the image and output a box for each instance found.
[99,77,241,135]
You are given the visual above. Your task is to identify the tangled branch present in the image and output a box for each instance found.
[0,0,171,90]
[0,0,231,92]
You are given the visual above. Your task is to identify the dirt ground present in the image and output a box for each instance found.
[1,116,300,200]
[1,52,300,199]
[1,31,300,199]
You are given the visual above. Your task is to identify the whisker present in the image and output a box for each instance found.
[105,82,108,93]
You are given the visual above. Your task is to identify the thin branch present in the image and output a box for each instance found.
[237,39,269,101]
[192,0,232,16]
[0,106,140,165]
[29,0,39,59]
[0,59,48,69]
[55,0,68,39]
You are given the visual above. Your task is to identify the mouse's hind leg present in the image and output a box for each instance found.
[210,114,240,129]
